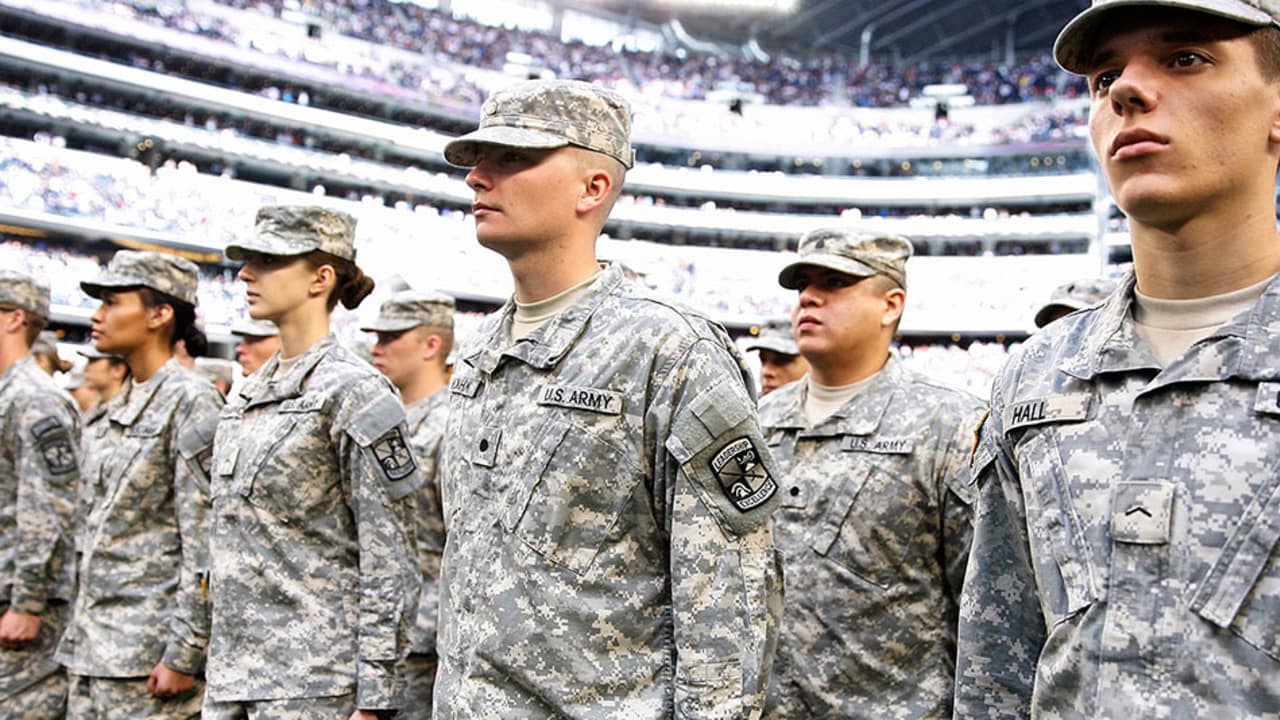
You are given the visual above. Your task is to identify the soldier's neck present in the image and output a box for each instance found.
[0,342,28,375]
[398,366,446,406]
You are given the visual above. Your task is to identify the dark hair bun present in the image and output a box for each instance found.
[340,269,376,309]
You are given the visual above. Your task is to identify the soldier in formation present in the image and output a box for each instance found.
[229,317,279,379]
[745,317,809,396]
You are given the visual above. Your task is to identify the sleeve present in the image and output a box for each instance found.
[9,398,79,614]
[408,407,447,656]
[340,381,424,710]
[952,400,1047,719]
[937,404,988,607]
[162,387,220,674]
[655,337,784,720]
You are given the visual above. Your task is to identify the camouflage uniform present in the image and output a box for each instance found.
[955,271,1280,717]
[759,359,983,719]
[0,270,79,719]
[57,251,219,718]
[361,290,457,719]
[436,263,783,719]
[205,206,422,715]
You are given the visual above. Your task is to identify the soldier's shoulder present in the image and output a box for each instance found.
[9,366,76,420]
[169,365,225,405]
[313,342,393,393]
[900,367,985,413]
[758,379,803,424]
[992,305,1106,402]
[606,281,724,343]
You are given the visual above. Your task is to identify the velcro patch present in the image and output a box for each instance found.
[40,436,76,476]
[536,384,623,415]
[30,416,64,440]
[1003,393,1090,432]
[450,375,481,398]
[1254,382,1280,417]
[709,437,777,513]
[841,435,914,454]
[371,428,416,481]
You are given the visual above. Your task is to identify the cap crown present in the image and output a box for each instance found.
[84,250,200,305]
[0,269,50,319]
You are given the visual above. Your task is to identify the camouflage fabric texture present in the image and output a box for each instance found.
[57,359,220,678]
[778,228,913,290]
[745,317,799,356]
[0,269,50,319]
[67,672,203,719]
[206,334,422,710]
[203,691,355,719]
[361,290,456,334]
[443,79,636,169]
[80,250,201,306]
[955,271,1280,717]
[758,357,985,719]
[225,205,358,262]
[404,389,448,659]
[436,263,783,719]
[0,356,77,712]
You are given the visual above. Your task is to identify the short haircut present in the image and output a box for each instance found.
[23,311,47,348]
[1250,25,1280,79]
[416,324,454,365]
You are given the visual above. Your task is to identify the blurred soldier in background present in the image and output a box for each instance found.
[746,317,809,395]
[1032,277,1118,328]
[229,317,279,378]
[65,369,99,414]
[364,289,455,719]
[58,251,218,719]
[760,229,985,718]
[0,270,79,719]
[79,346,128,410]
[31,330,71,377]
[957,0,1280,716]
[194,357,235,396]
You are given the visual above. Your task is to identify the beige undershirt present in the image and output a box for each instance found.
[803,370,880,426]
[510,273,600,342]
[273,353,301,379]
[1133,273,1274,366]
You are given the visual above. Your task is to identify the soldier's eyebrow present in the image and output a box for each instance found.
[1089,28,1225,69]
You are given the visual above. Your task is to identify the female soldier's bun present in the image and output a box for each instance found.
[180,319,209,357]
[338,266,376,309]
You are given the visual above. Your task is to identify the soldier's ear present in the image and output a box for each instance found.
[577,167,613,215]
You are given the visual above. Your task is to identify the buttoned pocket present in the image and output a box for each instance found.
[809,461,910,590]
[244,410,341,519]
[1188,467,1280,661]
[503,419,640,576]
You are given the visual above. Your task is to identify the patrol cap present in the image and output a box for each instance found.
[444,79,636,170]
[1034,277,1119,327]
[0,269,50,320]
[225,205,358,263]
[360,290,456,333]
[32,331,60,359]
[1054,0,1280,73]
[778,228,913,290]
[81,250,200,306]
[230,316,279,338]
[65,368,87,391]
[746,317,799,356]
[77,345,118,361]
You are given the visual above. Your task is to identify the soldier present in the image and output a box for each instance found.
[1032,277,1118,328]
[955,1,1280,717]
[362,289,455,718]
[758,229,984,718]
[0,270,79,719]
[193,357,235,397]
[229,316,279,377]
[745,317,809,396]
[436,79,783,719]
[204,206,421,720]
[57,251,220,718]
[31,330,71,377]
[66,370,99,415]
[79,346,128,409]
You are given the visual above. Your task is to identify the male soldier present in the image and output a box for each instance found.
[437,79,783,718]
[363,289,455,718]
[0,270,79,719]
[66,370,99,415]
[229,316,279,377]
[31,330,71,377]
[745,317,809,396]
[1032,277,1118,328]
[80,346,128,410]
[758,229,984,718]
[955,2,1280,717]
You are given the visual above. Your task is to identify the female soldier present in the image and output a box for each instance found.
[58,250,220,718]
[203,206,420,720]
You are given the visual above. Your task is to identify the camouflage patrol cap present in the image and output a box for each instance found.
[778,228,913,290]
[444,79,635,170]
[81,250,200,305]
[64,367,87,391]
[230,316,279,338]
[746,317,800,356]
[1055,0,1280,73]
[360,290,455,333]
[225,205,358,263]
[1034,277,1119,327]
[0,269,50,320]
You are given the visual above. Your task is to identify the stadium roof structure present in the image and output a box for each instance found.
[578,0,1087,63]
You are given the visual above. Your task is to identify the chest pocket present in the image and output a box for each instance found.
[502,417,641,577]
[215,397,339,517]
[102,423,166,505]
[809,457,912,591]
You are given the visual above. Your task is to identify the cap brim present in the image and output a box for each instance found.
[747,338,799,355]
[359,318,423,333]
[1054,0,1274,73]
[80,270,141,299]
[1033,300,1090,328]
[225,236,315,262]
[778,255,877,290]
[443,126,571,167]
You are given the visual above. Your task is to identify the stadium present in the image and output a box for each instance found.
[0,0,1117,397]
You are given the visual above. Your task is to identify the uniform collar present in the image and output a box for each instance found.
[464,264,623,375]
[767,356,901,437]
[239,333,337,408]
[0,355,37,391]
[110,357,181,426]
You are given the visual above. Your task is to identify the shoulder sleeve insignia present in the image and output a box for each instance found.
[30,416,64,440]
[709,436,777,512]
[40,436,76,476]
[371,427,416,481]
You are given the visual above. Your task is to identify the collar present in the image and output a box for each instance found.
[238,333,337,409]
[463,264,623,375]
[0,355,36,392]
[110,358,181,427]
[769,357,901,437]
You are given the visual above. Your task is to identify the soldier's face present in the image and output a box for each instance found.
[371,328,427,390]
[464,145,582,253]
[238,253,315,321]
[90,289,151,355]
[791,268,895,364]
[82,357,119,392]
[757,349,808,395]
[235,334,280,376]
[1086,11,1280,229]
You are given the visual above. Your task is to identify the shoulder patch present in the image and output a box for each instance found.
[348,393,406,447]
[371,427,416,481]
[536,384,624,415]
[1002,393,1090,432]
[30,416,65,441]
[709,436,777,512]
